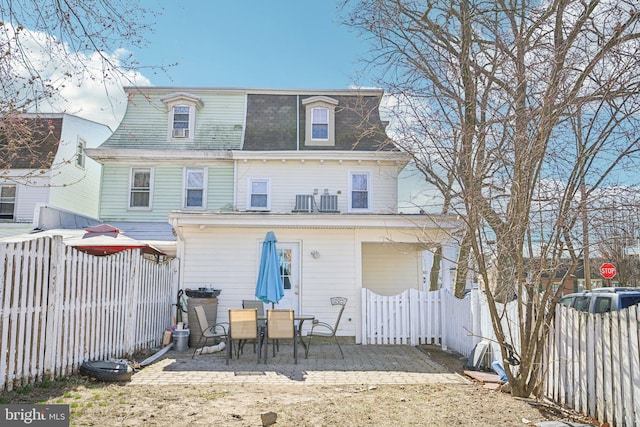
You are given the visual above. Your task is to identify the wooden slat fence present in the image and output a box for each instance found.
[543,304,640,427]
[0,236,179,391]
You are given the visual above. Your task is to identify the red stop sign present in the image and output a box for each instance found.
[600,263,616,279]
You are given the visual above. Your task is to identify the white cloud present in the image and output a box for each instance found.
[4,24,151,130]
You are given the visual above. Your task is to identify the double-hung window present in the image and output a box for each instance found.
[247,178,270,211]
[302,96,338,146]
[349,171,370,211]
[172,106,190,138]
[311,107,329,140]
[0,185,16,220]
[130,168,152,208]
[161,92,203,141]
[184,167,206,208]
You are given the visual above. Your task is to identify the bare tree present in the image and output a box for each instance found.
[0,0,165,172]
[589,187,640,286]
[345,0,640,397]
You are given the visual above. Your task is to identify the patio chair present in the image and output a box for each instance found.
[227,308,261,364]
[242,299,266,353]
[264,309,297,364]
[191,305,228,359]
[306,297,347,359]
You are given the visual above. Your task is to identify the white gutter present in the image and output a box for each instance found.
[168,211,461,232]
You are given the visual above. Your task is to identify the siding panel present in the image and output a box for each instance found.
[362,243,422,295]
[100,163,234,221]
[236,159,400,213]
[103,90,246,150]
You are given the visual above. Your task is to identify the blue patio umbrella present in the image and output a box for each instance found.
[255,231,284,306]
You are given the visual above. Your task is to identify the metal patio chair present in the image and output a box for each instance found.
[226,308,261,364]
[306,297,347,358]
[242,299,266,353]
[264,309,297,364]
[191,305,227,359]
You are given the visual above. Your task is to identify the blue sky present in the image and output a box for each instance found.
[134,1,372,89]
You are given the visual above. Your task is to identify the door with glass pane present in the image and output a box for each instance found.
[276,243,299,313]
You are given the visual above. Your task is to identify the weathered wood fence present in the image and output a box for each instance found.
[544,304,640,427]
[0,236,179,391]
[362,287,640,427]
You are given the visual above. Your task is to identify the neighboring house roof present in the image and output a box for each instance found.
[31,205,177,256]
[0,116,63,169]
[37,205,102,229]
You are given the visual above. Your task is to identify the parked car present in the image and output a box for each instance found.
[559,287,640,313]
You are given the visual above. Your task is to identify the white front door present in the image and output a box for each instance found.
[275,242,299,313]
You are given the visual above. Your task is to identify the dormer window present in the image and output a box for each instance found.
[302,96,338,146]
[161,92,204,142]
[172,106,190,138]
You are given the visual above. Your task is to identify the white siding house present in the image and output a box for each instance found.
[85,86,462,339]
[0,114,111,237]
[48,114,112,218]
[170,213,459,343]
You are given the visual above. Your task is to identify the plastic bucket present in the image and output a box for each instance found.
[173,329,190,352]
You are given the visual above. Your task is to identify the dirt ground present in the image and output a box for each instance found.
[0,345,596,427]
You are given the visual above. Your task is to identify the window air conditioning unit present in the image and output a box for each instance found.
[172,128,188,138]
[319,194,339,212]
[293,195,314,212]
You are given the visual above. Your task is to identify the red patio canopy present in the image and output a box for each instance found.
[64,224,164,256]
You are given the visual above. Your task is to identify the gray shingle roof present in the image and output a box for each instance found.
[243,93,395,151]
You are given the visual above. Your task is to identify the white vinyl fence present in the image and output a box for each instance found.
[361,288,515,358]
[362,287,640,427]
[0,236,179,391]
[362,288,497,356]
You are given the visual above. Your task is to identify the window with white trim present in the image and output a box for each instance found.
[349,171,370,211]
[76,139,86,168]
[184,167,206,208]
[129,168,152,208]
[0,185,16,220]
[171,105,191,138]
[161,92,203,142]
[247,178,270,211]
[311,107,329,139]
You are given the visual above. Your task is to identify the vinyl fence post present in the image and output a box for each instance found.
[361,288,368,346]
[471,287,481,347]
[440,288,448,351]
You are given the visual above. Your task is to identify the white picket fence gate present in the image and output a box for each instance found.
[0,236,179,391]
[361,288,503,357]
[362,287,640,427]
